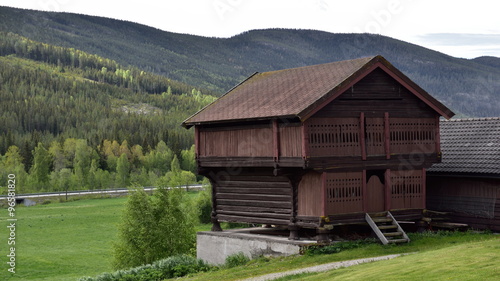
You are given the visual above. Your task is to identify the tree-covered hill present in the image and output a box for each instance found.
[0,32,216,157]
[1,6,499,117]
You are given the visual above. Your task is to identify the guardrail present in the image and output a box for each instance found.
[0,184,205,200]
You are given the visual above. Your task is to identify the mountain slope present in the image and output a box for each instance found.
[0,32,216,155]
[1,6,500,117]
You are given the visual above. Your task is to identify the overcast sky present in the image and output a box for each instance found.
[3,0,500,59]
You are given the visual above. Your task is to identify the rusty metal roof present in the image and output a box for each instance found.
[183,55,454,127]
[428,117,500,175]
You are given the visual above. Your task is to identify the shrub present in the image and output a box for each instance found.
[112,187,196,269]
[195,184,212,224]
[224,252,250,268]
[78,255,212,281]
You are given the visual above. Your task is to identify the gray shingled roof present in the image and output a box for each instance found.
[428,117,500,175]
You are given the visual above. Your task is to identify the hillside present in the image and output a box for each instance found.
[1,6,500,117]
[0,32,215,156]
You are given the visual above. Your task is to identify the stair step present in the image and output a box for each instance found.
[378,225,397,230]
[365,212,410,245]
[369,211,388,217]
[372,217,392,223]
[383,232,403,237]
[387,238,409,244]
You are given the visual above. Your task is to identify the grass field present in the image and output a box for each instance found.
[1,196,498,281]
[183,231,499,281]
[0,197,129,281]
[274,238,500,280]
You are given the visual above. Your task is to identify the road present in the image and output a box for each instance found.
[0,184,205,201]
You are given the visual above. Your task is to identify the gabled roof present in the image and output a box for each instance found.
[428,117,500,175]
[183,55,454,128]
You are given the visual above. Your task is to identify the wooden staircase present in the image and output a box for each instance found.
[365,212,410,245]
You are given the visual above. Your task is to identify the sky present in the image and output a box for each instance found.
[2,0,500,59]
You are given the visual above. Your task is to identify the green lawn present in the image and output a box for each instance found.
[182,232,499,281]
[0,197,128,281]
[1,196,498,281]
[276,238,500,280]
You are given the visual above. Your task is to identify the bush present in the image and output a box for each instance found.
[224,252,250,268]
[195,184,212,224]
[79,255,212,281]
[112,187,196,269]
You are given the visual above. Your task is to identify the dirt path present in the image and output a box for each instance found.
[241,253,406,281]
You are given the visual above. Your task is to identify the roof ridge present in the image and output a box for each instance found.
[258,55,378,75]
[442,117,500,122]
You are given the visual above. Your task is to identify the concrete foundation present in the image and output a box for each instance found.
[197,227,317,265]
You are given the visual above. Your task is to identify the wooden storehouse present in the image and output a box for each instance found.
[182,55,455,242]
[427,118,500,231]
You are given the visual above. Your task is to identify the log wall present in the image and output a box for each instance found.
[214,174,292,225]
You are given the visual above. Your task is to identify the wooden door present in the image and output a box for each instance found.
[366,175,385,212]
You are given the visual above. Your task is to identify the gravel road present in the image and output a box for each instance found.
[241,253,406,281]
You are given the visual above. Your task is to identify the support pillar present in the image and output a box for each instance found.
[208,177,222,232]
[316,228,330,244]
[287,173,302,240]
[288,225,299,240]
[416,220,428,233]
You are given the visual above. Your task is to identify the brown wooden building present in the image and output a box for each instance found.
[427,118,500,231]
[183,55,455,241]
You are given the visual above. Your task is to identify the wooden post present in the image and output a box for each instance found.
[301,123,309,159]
[359,112,366,160]
[362,169,367,212]
[421,168,427,209]
[322,172,327,217]
[273,119,280,162]
[384,112,390,159]
[384,169,392,211]
[208,177,222,232]
[288,174,301,240]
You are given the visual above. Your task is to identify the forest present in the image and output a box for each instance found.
[2,5,500,193]
[1,6,500,117]
[0,32,215,193]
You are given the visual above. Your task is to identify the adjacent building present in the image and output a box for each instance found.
[427,117,500,231]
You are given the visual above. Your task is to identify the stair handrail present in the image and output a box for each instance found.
[386,211,410,242]
[365,213,390,245]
